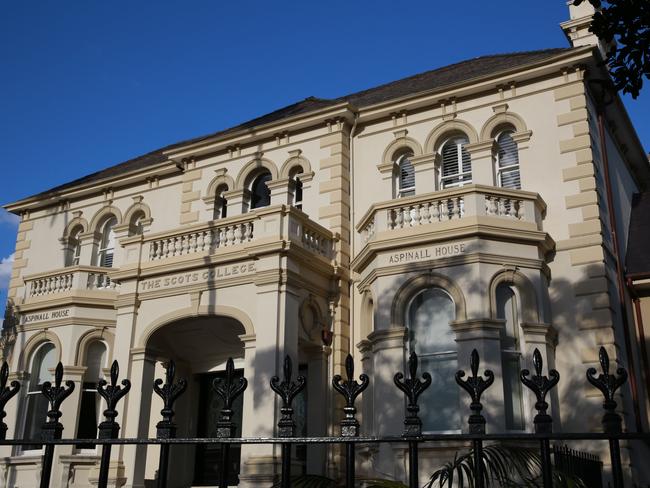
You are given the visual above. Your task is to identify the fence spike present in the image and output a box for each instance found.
[212,357,247,438]
[153,360,187,439]
[587,346,628,434]
[332,353,368,437]
[97,360,131,439]
[520,348,560,434]
[455,349,494,434]
[394,351,431,437]
[0,361,20,441]
[270,355,306,438]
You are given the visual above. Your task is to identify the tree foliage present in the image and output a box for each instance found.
[574,0,650,98]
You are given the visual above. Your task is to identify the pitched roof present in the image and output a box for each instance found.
[25,47,575,200]
[626,192,650,277]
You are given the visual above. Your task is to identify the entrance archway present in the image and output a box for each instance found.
[145,314,248,487]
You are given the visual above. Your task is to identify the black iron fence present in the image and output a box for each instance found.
[0,346,648,488]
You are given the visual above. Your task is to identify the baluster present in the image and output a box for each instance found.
[394,352,431,488]
[160,239,168,259]
[516,200,524,220]
[234,224,243,243]
[153,360,187,488]
[420,203,430,224]
[97,361,131,488]
[40,363,75,488]
[456,350,495,488]
[332,354,369,488]
[270,356,306,488]
[487,196,497,215]
[452,197,461,219]
[246,222,254,241]
[587,347,627,488]
[213,358,248,488]
[497,198,506,216]
[396,208,404,229]
[0,362,20,440]
[388,209,396,230]
[520,349,560,488]
[431,201,440,222]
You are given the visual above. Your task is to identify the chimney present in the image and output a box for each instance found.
[560,0,610,57]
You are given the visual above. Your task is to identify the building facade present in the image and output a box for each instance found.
[1,3,649,487]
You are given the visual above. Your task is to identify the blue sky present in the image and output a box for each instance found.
[0,1,648,316]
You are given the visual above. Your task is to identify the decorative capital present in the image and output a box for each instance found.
[520,349,560,433]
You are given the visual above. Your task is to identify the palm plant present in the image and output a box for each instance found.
[425,444,586,488]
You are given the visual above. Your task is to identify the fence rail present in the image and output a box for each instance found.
[0,346,647,488]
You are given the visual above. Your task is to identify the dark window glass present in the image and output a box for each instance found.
[251,172,272,209]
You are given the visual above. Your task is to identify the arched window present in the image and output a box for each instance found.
[128,211,146,237]
[289,167,304,210]
[440,136,471,189]
[407,288,459,431]
[250,171,272,210]
[396,152,415,198]
[495,130,521,189]
[97,216,117,267]
[24,342,57,449]
[65,226,83,266]
[76,341,107,449]
[213,184,229,220]
[496,283,525,430]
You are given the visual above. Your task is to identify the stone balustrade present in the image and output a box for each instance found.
[128,205,335,265]
[24,266,116,298]
[358,184,545,243]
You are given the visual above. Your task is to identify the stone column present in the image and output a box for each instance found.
[267,178,292,206]
[119,348,155,488]
[451,319,506,432]
[410,153,438,194]
[465,141,495,186]
[78,231,100,267]
[224,189,248,215]
[366,328,406,481]
[238,259,300,487]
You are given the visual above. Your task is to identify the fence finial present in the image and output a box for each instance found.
[212,357,247,438]
[97,360,131,439]
[394,351,432,436]
[270,355,306,437]
[520,348,560,433]
[455,349,494,434]
[153,360,187,439]
[587,346,628,434]
[332,354,368,437]
[0,361,20,441]
[40,362,75,441]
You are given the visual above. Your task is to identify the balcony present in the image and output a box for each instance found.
[354,185,550,271]
[22,266,117,305]
[119,205,337,276]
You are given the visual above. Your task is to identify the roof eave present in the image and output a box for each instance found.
[355,46,595,121]
[164,102,357,161]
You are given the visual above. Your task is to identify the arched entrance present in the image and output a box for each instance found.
[146,314,248,487]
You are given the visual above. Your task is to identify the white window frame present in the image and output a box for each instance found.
[396,152,415,198]
[495,130,521,190]
[496,283,529,432]
[406,288,460,434]
[76,341,107,453]
[97,217,117,268]
[22,342,57,454]
[439,137,472,189]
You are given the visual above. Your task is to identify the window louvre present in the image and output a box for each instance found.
[496,131,521,189]
[397,153,415,197]
[440,137,472,188]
